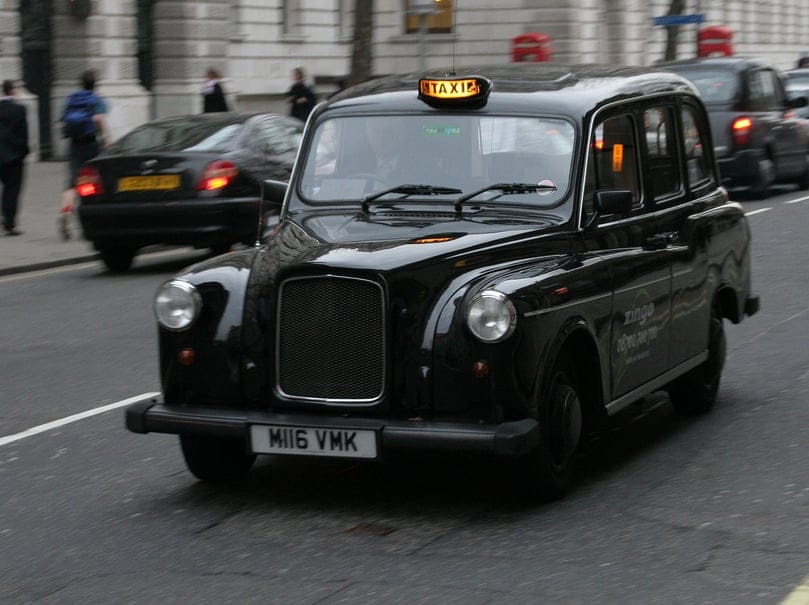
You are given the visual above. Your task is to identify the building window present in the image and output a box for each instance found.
[405,0,454,34]
[283,0,301,34]
[338,0,353,38]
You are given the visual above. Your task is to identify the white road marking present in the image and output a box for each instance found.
[786,195,809,204]
[745,208,772,216]
[782,573,809,605]
[0,392,159,447]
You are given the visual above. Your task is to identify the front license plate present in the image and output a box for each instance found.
[118,174,181,192]
[249,424,378,459]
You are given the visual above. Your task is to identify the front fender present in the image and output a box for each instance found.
[159,248,259,406]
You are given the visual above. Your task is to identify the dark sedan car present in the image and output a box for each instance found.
[76,112,303,271]
[661,57,809,197]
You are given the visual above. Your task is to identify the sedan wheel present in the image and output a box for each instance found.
[98,247,136,273]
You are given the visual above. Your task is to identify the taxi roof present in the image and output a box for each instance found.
[322,63,698,117]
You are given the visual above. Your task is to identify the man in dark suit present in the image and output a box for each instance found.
[0,79,29,235]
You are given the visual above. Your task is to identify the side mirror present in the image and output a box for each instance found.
[595,189,633,215]
[261,179,287,206]
[786,95,809,109]
[584,189,634,230]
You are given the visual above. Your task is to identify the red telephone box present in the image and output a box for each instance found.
[698,25,734,58]
[511,33,553,63]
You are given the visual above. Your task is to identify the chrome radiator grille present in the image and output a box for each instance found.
[276,275,385,402]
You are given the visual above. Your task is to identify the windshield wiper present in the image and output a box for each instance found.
[453,182,557,214]
[362,184,463,213]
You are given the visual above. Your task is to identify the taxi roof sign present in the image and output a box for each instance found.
[418,76,492,107]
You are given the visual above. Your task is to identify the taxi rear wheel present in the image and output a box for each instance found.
[667,302,725,415]
[179,434,256,482]
[521,355,584,500]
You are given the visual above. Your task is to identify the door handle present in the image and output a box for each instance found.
[644,232,677,250]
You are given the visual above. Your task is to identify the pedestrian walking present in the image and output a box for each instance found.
[0,79,29,236]
[286,67,317,123]
[59,69,108,240]
[202,67,229,113]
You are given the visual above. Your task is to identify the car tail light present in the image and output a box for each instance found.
[732,117,753,147]
[76,166,104,197]
[197,160,238,191]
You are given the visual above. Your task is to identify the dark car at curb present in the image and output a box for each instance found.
[660,56,809,197]
[126,63,759,499]
[75,112,303,272]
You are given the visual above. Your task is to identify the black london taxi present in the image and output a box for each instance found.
[126,63,760,499]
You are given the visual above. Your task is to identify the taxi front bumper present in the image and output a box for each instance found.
[125,397,540,459]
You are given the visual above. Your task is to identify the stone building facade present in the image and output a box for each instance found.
[2,0,809,158]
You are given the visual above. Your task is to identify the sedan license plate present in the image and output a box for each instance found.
[249,424,378,459]
[118,174,181,192]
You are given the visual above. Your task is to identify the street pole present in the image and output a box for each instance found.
[695,0,701,58]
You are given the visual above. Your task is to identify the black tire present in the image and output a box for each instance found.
[797,154,809,190]
[179,434,256,482]
[749,157,774,199]
[520,356,585,500]
[98,247,136,273]
[667,302,726,415]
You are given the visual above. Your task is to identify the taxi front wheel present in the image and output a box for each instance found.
[518,355,584,500]
[667,302,726,415]
[179,434,256,482]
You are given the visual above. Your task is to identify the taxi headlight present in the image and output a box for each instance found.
[466,290,517,343]
[154,280,202,331]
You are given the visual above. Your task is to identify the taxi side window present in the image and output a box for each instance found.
[643,105,681,201]
[681,104,713,190]
[583,113,641,219]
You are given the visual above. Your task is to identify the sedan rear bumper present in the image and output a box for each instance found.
[77,197,261,248]
[125,398,540,459]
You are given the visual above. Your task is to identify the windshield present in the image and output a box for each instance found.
[675,69,739,104]
[112,120,244,154]
[297,114,575,210]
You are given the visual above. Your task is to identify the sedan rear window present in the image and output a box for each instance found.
[677,69,738,103]
[112,121,244,154]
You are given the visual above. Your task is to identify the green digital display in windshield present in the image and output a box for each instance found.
[423,125,462,136]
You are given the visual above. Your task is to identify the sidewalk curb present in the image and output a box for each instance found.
[0,254,100,277]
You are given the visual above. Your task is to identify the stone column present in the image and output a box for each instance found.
[50,0,150,158]
[152,0,232,118]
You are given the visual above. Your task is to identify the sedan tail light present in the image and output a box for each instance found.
[731,116,753,147]
[76,166,104,197]
[197,160,239,191]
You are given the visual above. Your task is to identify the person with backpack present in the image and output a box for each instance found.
[59,69,108,239]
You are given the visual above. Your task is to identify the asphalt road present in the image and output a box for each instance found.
[1,195,808,604]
